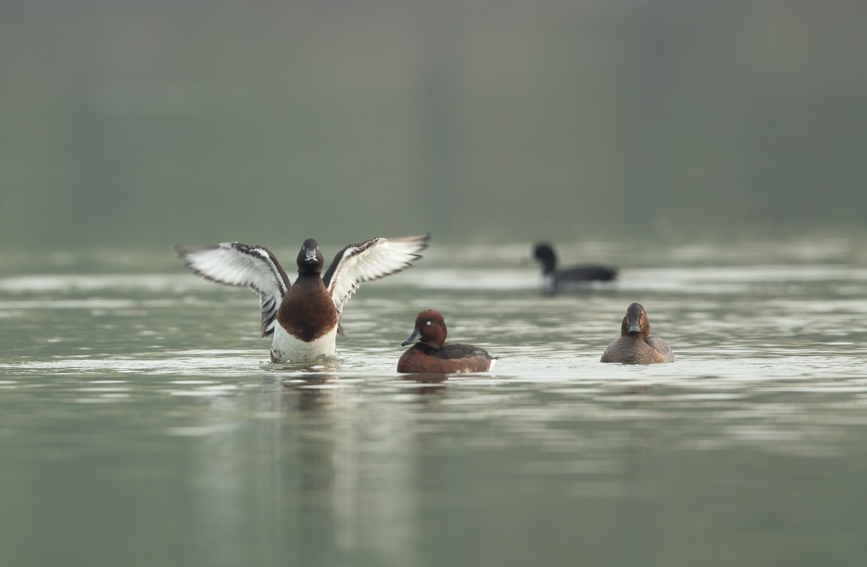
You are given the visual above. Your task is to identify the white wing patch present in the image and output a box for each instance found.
[325,234,431,320]
[176,242,290,337]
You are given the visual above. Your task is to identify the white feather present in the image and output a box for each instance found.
[270,325,338,363]
[325,234,430,318]
[176,242,290,337]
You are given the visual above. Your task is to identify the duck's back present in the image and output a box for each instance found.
[398,343,493,373]
[558,265,618,283]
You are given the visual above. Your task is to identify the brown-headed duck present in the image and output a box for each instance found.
[177,234,431,363]
[397,310,496,373]
[533,243,617,295]
[600,302,675,364]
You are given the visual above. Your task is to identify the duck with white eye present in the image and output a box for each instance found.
[176,234,431,363]
[600,302,675,364]
[397,310,496,373]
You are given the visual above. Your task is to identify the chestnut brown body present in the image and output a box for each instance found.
[397,310,495,373]
[276,274,338,343]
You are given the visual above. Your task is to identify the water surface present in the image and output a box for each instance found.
[2,240,867,567]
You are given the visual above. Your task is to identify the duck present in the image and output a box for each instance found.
[397,310,496,373]
[176,234,431,363]
[600,302,675,364]
[532,243,617,295]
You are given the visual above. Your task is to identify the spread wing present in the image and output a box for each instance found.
[175,242,291,337]
[323,233,431,320]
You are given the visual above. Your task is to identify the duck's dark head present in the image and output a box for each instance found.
[401,309,447,350]
[532,243,557,274]
[296,237,324,274]
[620,302,650,338]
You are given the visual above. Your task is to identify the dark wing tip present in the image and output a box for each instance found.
[390,232,433,267]
[416,232,433,247]
[413,232,433,251]
[174,245,214,274]
[175,244,196,259]
[175,243,220,260]
[388,233,432,251]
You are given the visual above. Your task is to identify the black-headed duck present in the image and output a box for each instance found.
[398,310,496,373]
[177,234,431,363]
[532,243,617,295]
[600,303,675,364]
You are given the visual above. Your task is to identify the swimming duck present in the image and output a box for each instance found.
[532,243,617,295]
[397,310,496,373]
[600,303,674,364]
[177,234,431,363]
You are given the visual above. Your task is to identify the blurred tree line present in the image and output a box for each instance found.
[1,0,865,249]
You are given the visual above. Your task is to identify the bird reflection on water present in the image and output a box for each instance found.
[256,367,417,564]
[401,373,448,396]
[278,372,342,413]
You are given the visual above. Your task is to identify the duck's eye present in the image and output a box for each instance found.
[426,321,431,326]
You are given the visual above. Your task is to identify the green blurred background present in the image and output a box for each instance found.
[1,0,865,250]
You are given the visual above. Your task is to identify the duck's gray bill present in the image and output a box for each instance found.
[401,327,421,346]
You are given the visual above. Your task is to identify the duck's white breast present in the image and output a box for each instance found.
[270,325,338,363]
[542,274,556,295]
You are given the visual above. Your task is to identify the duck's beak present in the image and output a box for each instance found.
[305,247,318,262]
[401,326,421,346]
[627,320,642,334]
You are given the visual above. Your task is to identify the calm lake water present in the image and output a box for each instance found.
[2,239,867,567]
